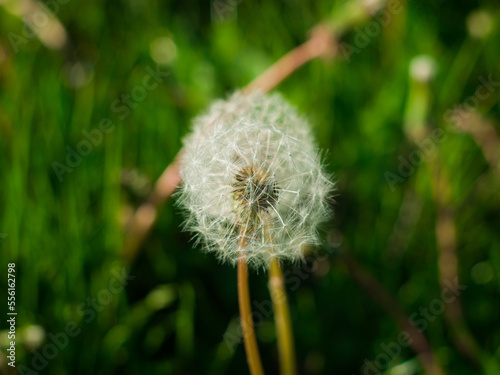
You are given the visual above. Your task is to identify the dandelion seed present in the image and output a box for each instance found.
[177,91,334,268]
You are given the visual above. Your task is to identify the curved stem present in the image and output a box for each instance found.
[238,249,265,375]
[269,259,297,375]
[243,27,336,95]
[123,157,181,263]
[338,253,445,375]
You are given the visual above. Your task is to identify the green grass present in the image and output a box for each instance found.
[1,0,500,374]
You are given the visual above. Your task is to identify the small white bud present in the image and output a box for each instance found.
[177,91,334,268]
[466,10,493,39]
[409,55,437,83]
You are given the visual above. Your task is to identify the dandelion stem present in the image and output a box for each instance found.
[269,258,297,375]
[242,27,336,95]
[238,243,265,375]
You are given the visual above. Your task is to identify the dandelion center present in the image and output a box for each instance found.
[232,166,279,216]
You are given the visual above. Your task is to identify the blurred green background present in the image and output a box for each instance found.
[1,0,499,374]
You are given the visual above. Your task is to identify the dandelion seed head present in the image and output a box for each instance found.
[177,91,334,268]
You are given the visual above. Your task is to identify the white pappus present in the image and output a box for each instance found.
[177,91,333,268]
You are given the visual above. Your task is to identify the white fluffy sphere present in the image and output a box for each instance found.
[177,91,333,268]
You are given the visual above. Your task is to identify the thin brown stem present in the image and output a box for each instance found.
[243,26,337,95]
[238,242,265,375]
[428,157,483,367]
[452,109,500,174]
[338,253,444,375]
[123,157,181,263]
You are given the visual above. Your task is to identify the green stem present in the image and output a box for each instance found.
[269,258,297,375]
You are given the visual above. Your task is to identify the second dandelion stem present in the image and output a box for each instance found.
[269,258,297,375]
[238,250,265,375]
